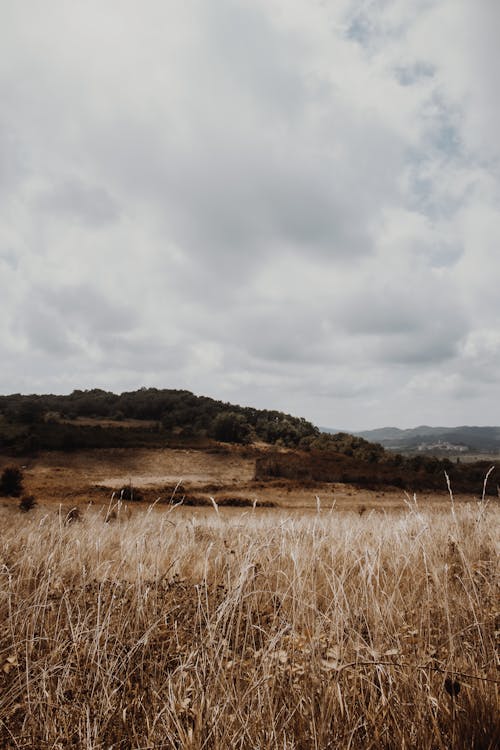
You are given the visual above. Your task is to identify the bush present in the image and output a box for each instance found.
[64,506,81,524]
[0,466,24,497]
[211,412,251,444]
[118,485,144,502]
[19,494,37,512]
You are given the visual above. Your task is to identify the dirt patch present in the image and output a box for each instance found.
[0,446,480,512]
[59,416,160,429]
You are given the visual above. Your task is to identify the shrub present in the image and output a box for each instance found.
[118,485,144,502]
[210,412,251,444]
[0,466,24,497]
[64,507,81,524]
[19,494,37,512]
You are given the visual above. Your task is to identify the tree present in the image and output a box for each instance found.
[210,412,251,444]
[7,398,44,424]
[0,466,24,497]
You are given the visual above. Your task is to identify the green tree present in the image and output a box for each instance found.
[0,466,24,497]
[211,412,251,444]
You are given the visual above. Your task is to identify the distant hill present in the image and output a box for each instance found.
[0,388,320,454]
[1,390,497,493]
[333,425,500,454]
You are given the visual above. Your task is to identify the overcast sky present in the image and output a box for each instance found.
[1,0,499,430]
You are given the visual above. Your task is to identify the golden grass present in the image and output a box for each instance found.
[0,499,498,749]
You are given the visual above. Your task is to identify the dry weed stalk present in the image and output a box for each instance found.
[0,500,498,748]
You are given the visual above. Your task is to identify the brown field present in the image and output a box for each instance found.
[59,416,161,429]
[0,447,498,748]
[0,446,483,512]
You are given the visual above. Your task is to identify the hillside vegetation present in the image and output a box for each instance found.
[0,388,318,453]
[256,447,497,494]
[0,389,497,494]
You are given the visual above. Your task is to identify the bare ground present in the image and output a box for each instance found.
[0,446,481,512]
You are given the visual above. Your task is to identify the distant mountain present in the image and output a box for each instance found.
[336,425,500,453]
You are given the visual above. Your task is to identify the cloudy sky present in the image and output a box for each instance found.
[1,0,499,429]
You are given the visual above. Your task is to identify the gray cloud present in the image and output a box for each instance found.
[0,127,26,197]
[395,61,436,87]
[36,179,120,227]
[0,0,499,428]
[15,283,136,356]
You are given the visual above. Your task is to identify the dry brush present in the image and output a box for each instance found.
[0,499,498,748]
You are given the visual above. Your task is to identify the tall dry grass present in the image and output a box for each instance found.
[0,498,498,749]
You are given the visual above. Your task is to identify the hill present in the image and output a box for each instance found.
[352,425,500,454]
[0,388,319,454]
[1,389,497,494]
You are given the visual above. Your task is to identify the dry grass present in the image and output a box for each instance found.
[0,499,498,749]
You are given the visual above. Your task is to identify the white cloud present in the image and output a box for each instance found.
[0,0,498,428]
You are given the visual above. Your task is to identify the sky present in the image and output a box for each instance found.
[1,0,499,430]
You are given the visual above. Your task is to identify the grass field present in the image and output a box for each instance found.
[0,447,488,513]
[0,493,498,748]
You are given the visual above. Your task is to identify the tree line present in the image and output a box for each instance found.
[0,388,320,452]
